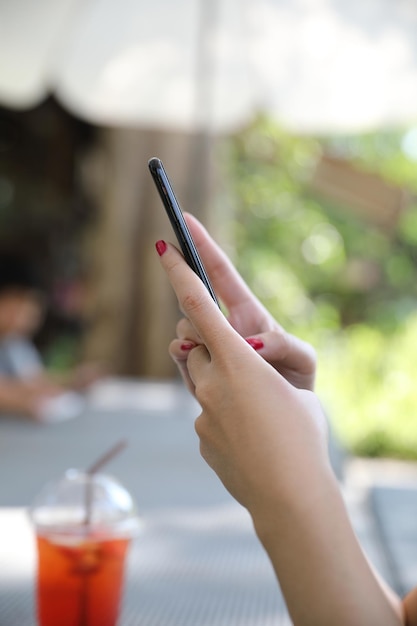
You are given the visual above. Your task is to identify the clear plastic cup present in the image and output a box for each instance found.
[29,470,140,626]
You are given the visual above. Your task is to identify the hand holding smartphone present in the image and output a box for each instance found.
[148,157,219,306]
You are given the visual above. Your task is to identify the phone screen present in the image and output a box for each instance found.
[148,157,219,306]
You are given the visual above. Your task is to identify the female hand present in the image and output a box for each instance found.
[156,238,328,512]
[169,214,316,394]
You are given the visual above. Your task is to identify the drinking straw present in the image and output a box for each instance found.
[84,439,128,526]
[80,439,128,626]
[87,439,128,475]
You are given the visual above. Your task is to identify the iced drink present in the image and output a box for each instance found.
[30,469,139,626]
[36,533,130,626]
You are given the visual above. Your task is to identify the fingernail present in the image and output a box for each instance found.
[246,337,264,351]
[181,342,195,351]
[155,240,167,256]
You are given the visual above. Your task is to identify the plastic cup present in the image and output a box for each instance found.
[29,469,140,626]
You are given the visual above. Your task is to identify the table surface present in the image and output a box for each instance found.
[0,379,291,626]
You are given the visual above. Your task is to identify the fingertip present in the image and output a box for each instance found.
[246,337,264,351]
[169,338,195,363]
[183,213,206,241]
[155,240,167,256]
[180,341,196,351]
[183,212,196,223]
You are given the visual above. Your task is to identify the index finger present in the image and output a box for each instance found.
[184,213,255,311]
[156,240,244,355]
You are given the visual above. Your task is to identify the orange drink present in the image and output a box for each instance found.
[30,469,139,626]
[36,533,130,626]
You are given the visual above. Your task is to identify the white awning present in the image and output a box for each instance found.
[1,0,417,133]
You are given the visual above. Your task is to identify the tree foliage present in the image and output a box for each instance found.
[222,116,417,458]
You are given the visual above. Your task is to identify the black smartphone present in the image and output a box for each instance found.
[148,157,219,306]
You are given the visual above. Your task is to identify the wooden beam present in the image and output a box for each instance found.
[311,154,409,230]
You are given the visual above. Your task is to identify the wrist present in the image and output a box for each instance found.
[250,460,338,546]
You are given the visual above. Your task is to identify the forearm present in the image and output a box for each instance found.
[0,376,58,418]
[0,378,35,416]
[252,467,403,626]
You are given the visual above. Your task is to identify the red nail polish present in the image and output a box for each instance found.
[246,337,264,351]
[155,240,167,256]
[181,342,195,351]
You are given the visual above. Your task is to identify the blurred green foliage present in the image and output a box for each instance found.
[222,115,417,459]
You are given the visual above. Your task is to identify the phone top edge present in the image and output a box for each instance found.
[148,156,220,308]
[148,156,162,172]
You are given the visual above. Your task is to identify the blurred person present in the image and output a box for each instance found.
[155,214,417,626]
[0,253,102,423]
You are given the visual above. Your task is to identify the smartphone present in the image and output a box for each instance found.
[148,157,219,306]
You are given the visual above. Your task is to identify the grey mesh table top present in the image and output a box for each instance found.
[0,379,290,626]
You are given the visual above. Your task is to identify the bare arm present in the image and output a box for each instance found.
[0,376,47,421]
[156,238,404,626]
